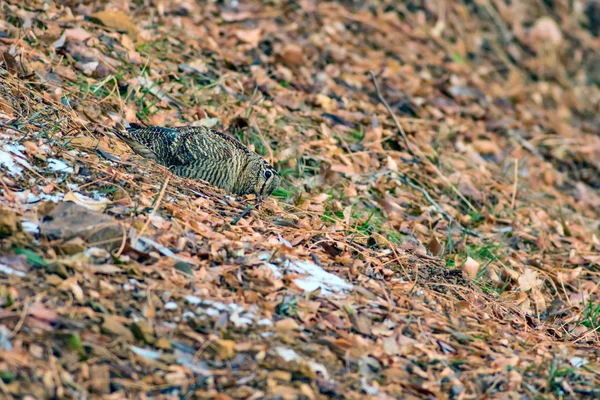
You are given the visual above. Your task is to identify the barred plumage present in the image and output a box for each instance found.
[112,123,280,199]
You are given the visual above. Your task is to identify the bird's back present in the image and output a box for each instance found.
[113,123,251,192]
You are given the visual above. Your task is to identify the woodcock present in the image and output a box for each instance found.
[112,123,281,199]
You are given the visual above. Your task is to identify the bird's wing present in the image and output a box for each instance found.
[168,126,241,165]
[114,124,181,162]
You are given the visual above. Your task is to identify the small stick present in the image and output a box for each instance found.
[231,204,254,225]
[395,171,481,238]
[369,71,414,156]
[10,300,29,337]
[511,158,519,209]
[132,176,169,247]
[245,85,259,119]
[369,70,477,213]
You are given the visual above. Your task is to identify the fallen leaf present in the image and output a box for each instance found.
[89,10,142,42]
[65,28,92,42]
[58,277,84,302]
[518,268,542,291]
[278,43,304,67]
[235,28,262,47]
[461,257,480,280]
[275,318,301,332]
[102,315,134,341]
[64,192,109,212]
[426,236,444,257]
[529,17,562,52]
[212,339,236,360]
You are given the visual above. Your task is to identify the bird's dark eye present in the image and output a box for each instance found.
[264,171,272,179]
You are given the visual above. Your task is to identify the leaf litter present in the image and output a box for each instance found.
[0,0,599,399]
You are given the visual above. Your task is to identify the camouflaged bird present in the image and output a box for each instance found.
[112,123,280,199]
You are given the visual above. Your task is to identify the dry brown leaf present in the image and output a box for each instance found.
[518,268,542,291]
[234,28,262,47]
[89,10,143,43]
[529,17,563,52]
[102,315,134,341]
[58,277,84,302]
[278,43,304,67]
[66,28,92,42]
[426,235,444,257]
[461,257,480,280]
[64,192,108,212]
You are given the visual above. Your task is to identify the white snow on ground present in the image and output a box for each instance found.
[0,149,22,176]
[0,263,26,277]
[257,239,354,297]
[180,296,265,328]
[285,259,353,295]
[21,221,39,234]
[0,143,31,176]
[273,347,331,379]
[48,158,74,174]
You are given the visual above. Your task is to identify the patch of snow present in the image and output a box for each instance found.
[278,234,292,247]
[182,311,196,320]
[39,193,63,202]
[570,357,588,368]
[174,349,212,375]
[229,303,245,313]
[274,347,301,362]
[360,377,379,395]
[0,326,12,351]
[186,298,268,328]
[257,318,273,326]
[230,312,253,327]
[0,263,26,277]
[185,295,202,305]
[203,307,220,317]
[285,259,353,296]
[1,144,32,174]
[21,221,39,234]
[131,346,161,361]
[5,143,26,156]
[309,361,330,379]
[67,183,79,190]
[265,263,283,278]
[14,192,40,204]
[0,149,22,176]
[48,158,74,174]
[164,302,178,310]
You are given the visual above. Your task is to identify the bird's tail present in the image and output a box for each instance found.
[109,121,158,161]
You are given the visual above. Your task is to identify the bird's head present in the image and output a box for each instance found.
[252,159,280,200]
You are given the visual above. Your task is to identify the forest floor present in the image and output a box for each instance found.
[0,0,600,399]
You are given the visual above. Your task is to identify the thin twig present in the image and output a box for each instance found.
[231,204,254,225]
[10,300,29,337]
[250,118,274,165]
[369,70,477,213]
[511,158,519,209]
[245,85,259,119]
[394,171,481,238]
[369,71,414,156]
[132,176,170,247]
